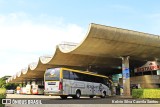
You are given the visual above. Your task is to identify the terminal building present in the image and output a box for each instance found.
[115,61,160,89]
[131,61,160,88]
[6,23,160,96]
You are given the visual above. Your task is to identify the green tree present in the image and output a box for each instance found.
[0,76,18,89]
[0,77,6,88]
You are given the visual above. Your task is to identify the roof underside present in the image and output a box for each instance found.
[7,23,160,83]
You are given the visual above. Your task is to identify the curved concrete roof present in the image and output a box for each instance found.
[7,23,160,83]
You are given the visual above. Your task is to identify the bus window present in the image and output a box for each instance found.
[95,76,102,83]
[83,75,90,82]
[103,78,110,87]
[73,73,78,80]
[70,72,75,80]
[90,75,96,82]
[63,70,70,79]
[45,68,60,81]
[74,72,81,81]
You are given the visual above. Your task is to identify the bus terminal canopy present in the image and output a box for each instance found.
[7,23,160,83]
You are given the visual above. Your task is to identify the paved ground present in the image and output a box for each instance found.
[6,94,60,98]
[4,94,160,107]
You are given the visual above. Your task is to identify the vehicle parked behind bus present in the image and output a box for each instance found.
[6,89,15,94]
[32,85,44,95]
[26,84,31,94]
[16,86,21,94]
[44,68,112,99]
[20,87,26,94]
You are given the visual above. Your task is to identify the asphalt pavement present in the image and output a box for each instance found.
[4,94,160,107]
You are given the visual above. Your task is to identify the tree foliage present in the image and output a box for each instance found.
[0,76,18,89]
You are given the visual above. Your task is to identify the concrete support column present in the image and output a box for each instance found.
[122,56,130,96]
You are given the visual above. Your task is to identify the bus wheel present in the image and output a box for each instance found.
[60,95,68,99]
[74,90,81,99]
[100,91,106,98]
[89,95,94,98]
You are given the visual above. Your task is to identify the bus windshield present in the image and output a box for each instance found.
[45,68,60,81]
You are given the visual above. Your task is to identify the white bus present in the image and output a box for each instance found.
[44,68,112,99]
[20,87,26,94]
[26,84,31,94]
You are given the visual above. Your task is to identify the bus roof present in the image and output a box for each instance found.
[61,67,108,78]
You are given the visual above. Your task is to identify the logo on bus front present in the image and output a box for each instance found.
[49,69,56,77]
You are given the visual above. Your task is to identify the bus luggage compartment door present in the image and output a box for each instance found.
[86,82,94,95]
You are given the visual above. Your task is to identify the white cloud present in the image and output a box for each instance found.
[0,12,86,77]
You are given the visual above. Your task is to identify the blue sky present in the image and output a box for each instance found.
[1,0,160,32]
[0,0,160,77]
